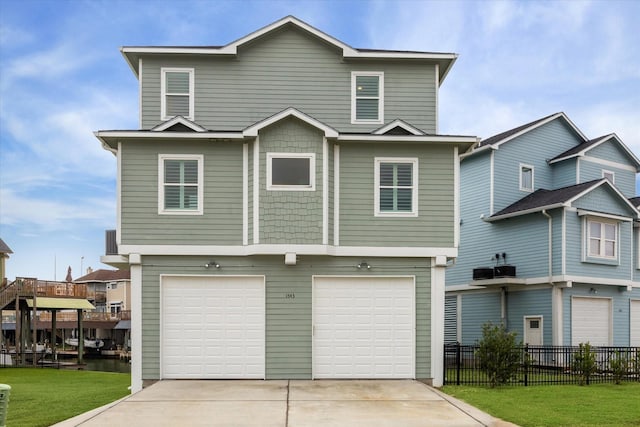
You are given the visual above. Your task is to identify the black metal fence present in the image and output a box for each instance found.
[444,343,640,386]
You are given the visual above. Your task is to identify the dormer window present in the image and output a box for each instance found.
[520,164,534,192]
[161,68,194,120]
[351,72,384,124]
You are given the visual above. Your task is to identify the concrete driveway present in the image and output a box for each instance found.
[53,380,513,427]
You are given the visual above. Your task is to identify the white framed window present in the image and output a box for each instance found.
[519,164,534,192]
[158,154,204,215]
[587,218,617,259]
[351,71,384,124]
[267,153,316,191]
[602,169,615,183]
[161,68,194,120]
[374,157,418,217]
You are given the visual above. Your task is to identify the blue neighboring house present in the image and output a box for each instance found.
[445,112,640,347]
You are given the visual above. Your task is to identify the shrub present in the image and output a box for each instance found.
[609,351,629,384]
[572,342,598,386]
[475,322,521,388]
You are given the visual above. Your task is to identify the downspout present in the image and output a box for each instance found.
[541,210,553,283]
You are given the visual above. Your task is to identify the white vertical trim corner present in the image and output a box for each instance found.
[456,294,462,343]
[561,208,567,275]
[489,149,495,215]
[253,137,260,244]
[576,157,581,184]
[430,258,446,387]
[434,63,439,134]
[322,137,329,245]
[130,260,143,392]
[117,142,122,246]
[454,146,460,248]
[138,58,143,128]
[333,144,340,246]
[552,285,563,345]
[242,143,249,246]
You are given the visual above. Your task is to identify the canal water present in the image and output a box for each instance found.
[67,357,131,373]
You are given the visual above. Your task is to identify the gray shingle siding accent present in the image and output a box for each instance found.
[140,27,437,133]
[259,118,324,244]
[139,255,432,380]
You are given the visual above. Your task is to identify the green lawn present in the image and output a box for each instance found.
[0,368,131,427]
[442,382,640,427]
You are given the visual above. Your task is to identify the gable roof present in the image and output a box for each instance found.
[477,112,587,149]
[120,16,458,83]
[488,179,639,221]
[74,269,130,283]
[243,107,338,138]
[629,197,640,208]
[548,133,640,169]
[373,119,425,136]
[0,238,12,254]
[151,116,206,132]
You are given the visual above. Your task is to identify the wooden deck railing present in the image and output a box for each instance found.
[38,310,131,322]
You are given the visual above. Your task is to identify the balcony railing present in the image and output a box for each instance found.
[3,278,87,300]
[38,310,131,322]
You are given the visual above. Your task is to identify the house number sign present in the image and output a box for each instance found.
[285,292,296,299]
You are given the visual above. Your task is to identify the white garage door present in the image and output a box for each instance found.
[313,276,415,379]
[571,296,611,346]
[631,300,640,346]
[161,276,265,379]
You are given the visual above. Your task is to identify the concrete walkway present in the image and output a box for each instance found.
[52,380,516,427]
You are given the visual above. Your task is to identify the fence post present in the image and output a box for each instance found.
[456,342,461,386]
[524,344,529,387]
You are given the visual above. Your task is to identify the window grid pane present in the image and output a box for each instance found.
[355,74,380,121]
[163,159,199,210]
[588,221,617,258]
[379,162,413,213]
[521,167,532,190]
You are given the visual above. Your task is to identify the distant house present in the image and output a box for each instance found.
[74,268,131,314]
[96,16,476,391]
[445,112,640,348]
[0,238,13,286]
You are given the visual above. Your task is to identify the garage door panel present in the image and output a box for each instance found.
[571,297,611,346]
[161,276,265,379]
[313,276,415,379]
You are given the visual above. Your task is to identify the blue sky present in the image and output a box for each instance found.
[1,0,639,280]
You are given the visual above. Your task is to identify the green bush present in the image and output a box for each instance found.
[475,322,521,388]
[609,351,629,384]
[572,342,598,386]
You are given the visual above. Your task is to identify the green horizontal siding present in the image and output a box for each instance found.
[120,140,243,245]
[338,143,455,247]
[140,27,437,133]
[140,255,432,381]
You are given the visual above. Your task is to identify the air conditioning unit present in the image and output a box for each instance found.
[494,265,516,277]
[473,268,494,280]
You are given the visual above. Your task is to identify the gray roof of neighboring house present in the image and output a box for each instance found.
[478,113,560,147]
[0,238,13,254]
[489,179,625,220]
[629,197,640,208]
[74,269,130,283]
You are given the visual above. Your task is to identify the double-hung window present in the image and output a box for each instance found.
[587,219,617,259]
[267,153,315,191]
[158,154,203,215]
[375,158,418,217]
[161,68,194,120]
[520,164,534,192]
[351,71,384,124]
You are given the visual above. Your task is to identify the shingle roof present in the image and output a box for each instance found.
[549,137,606,162]
[478,113,560,147]
[74,269,130,283]
[0,238,13,254]
[629,197,640,208]
[490,180,603,218]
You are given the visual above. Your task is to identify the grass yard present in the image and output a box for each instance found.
[0,368,131,427]
[442,382,640,427]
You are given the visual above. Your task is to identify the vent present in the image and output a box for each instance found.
[473,268,494,280]
[494,265,516,277]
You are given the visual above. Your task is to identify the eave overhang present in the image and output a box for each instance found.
[120,16,457,83]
